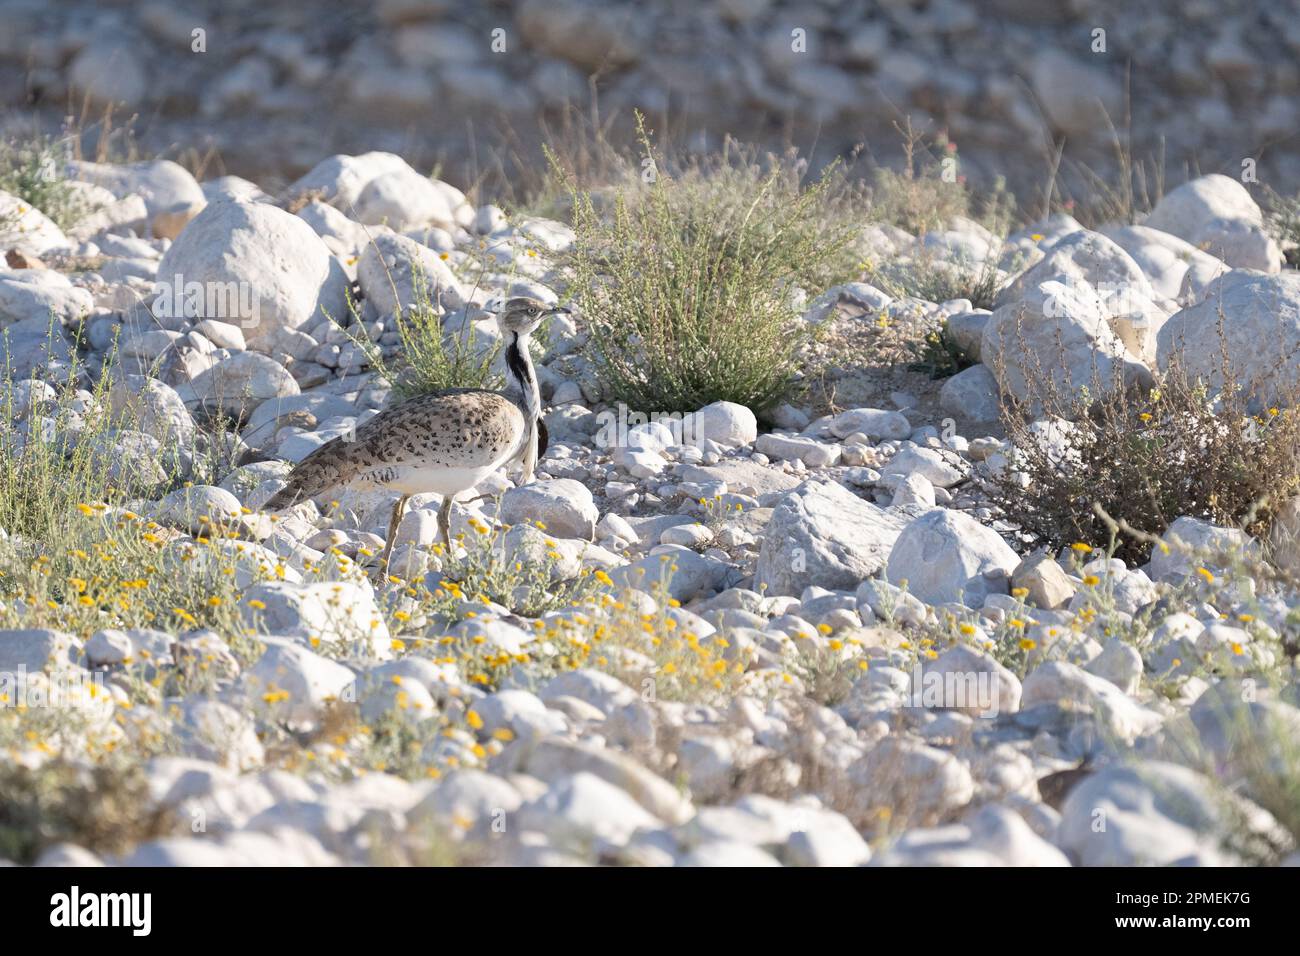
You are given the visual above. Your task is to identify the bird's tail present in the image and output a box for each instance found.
[262,437,354,511]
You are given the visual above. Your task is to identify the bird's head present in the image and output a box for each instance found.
[494,296,569,339]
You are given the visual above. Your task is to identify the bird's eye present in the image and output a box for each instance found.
[528,307,539,316]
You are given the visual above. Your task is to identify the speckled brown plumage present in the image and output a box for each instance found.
[265,387,527,508]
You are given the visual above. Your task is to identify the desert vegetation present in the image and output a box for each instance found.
[1,1,1299,875]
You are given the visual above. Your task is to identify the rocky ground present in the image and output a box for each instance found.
[4,0,1300,203]
[1,149,1299,867]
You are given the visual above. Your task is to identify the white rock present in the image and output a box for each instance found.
[357,232,463,316]
[1145,515,1255,585]
[784,809,872,866]
[880,445,969,488]
[241,580,392,659]
[0,628,82,673]
[355,167,457,232]
[849,737,975,824]
[921,644,1022,716]
[245,638,357,730]
[755,432,841,467]
[886,508,1018,607]
[189,351,300,416]
[67,159,205,220]
[1100,224,1226,303]
[156,484,243,534]
[755,480,908,596]
[0,189,69,254]
[500,478,598,540]
[982,278,1153,409]
[1057,762,1278,865]
[285,152,413,209]
[660,523,714,548]
[179,699,264,771]
[1021,661,1162,742]
[874,804,1069,866]
[1143,174,1282,272]
[682,401,757,448]
[154,200,348,352]
[516,772,660,849]
[828,407,911,441]
[939,364,1002,423]
[1155,271,1300,411]
[0,270,94,325]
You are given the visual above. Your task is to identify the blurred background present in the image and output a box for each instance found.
[1,0,1297,214]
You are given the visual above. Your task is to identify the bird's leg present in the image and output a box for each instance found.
[438,495,454,551]
[383,494,409,577]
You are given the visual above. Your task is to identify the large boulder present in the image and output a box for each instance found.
[885,508,1020,607]
[1021,661,1162,743]
[244,638,358,731]
[153,200,349,352]
[0,189,70,255]
[283,152,412,209]
[0,269,93,326]
[996,230,1166,361]
[681,401,757,448]
[354,168,458,232]
[1145,515,1256,585]
[939,364,1002,423]
[982,278,1153,410]
[755,480,908,596]
[356,232,463,316]
[1100,224,1228,304]
[1155,270,1300,410]
[188,351,300,417]
[499,478,599,540]
[1057,762,1285,865]
[1142,174,1282,272]
[66,159,205,220]
[241,580,391,660]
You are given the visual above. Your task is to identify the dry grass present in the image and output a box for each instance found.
[988,324,1300,563]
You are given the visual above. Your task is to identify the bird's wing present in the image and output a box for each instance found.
[265,389,524,508]
[355,389,525,470]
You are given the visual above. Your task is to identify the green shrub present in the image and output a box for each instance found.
[0,135,92,232]
[560,115,858,415]
[337,270,501,400]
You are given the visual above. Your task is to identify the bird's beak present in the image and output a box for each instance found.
[547,305,572,315]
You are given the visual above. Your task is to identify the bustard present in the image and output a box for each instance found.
[264,296,564,571]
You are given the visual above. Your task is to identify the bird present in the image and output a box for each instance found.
[264,295,565,572]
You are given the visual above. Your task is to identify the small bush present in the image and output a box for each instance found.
[385,304,501,400]
[865,123,1016,238]
[864,249,1006,313]
[340,271,500,400]
[0,759,173,864]
[0,135,92,232]
[560,115,859,415]
[988,332,1300,563]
